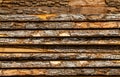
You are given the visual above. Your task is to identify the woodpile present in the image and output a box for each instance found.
[0,0,120,76]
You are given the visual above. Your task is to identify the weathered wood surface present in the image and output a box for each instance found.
[0,53,120,60]
[0,0,120,15]
[0,0,120,76]
[1,14,120,21]
[0,61,120,68]
[0,30,119,37]
[0,45,119,53]
[0,68,120,76]
[0,37,119,45]
[0,22,119,29]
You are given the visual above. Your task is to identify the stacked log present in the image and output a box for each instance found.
[0,0,120,76]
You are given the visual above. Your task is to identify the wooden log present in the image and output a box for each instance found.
[0,53,120,60]
[0,7,69,14]
[0,6,117,15]
[0,37,119,45]
[1,0,69,7]
[0,68,120,76]
[0,22,119,29]
[1,14,120,21]
[0,0,120,14]
[0,30,119,37]
[0,60,120,68]
[0,45,119,53]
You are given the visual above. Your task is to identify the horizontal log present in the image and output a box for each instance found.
[0,30,119,37]
[1,14,120,21]
[1,0,106,7]
[0,61,120,68]
[0,6,118,15]
[0,37,119,45]
[0,22,119,29]
[0,45,119,53]
[0,7,69,14]
[1,0,69,7]
[0,68,120,76]
[0,0,120,14]
[0,53,120,60]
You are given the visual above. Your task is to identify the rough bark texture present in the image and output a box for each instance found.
[0,0,120,14]
[0,22,119,29]
[0,0,120,76]
[0,45,119,53]
[0,53,120,60]
[0,30,119,37]
[1,14,120,21]
[106,0,120,8]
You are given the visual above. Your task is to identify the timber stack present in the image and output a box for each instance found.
[0,0,120,76]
